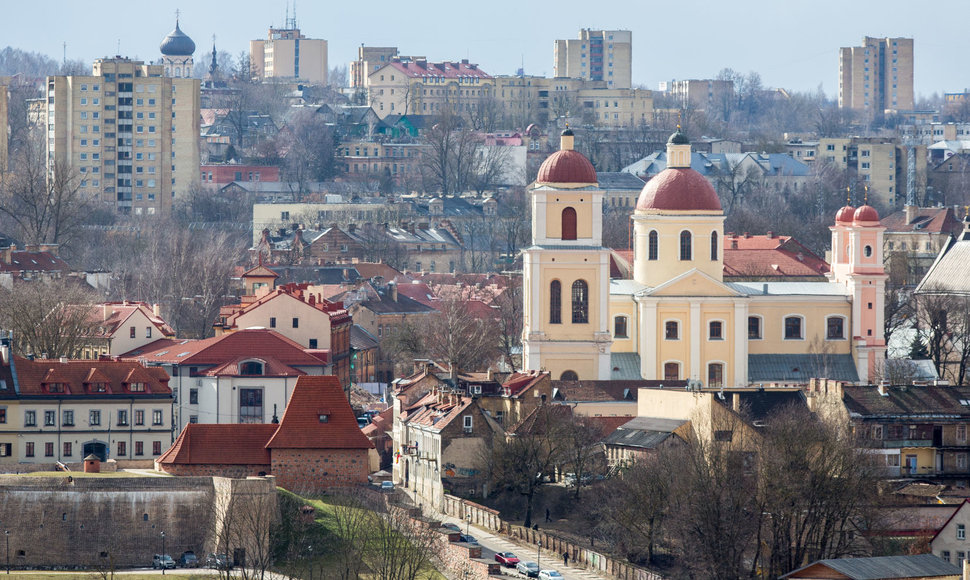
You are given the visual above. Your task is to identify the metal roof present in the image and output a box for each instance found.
[915,232,970,295]
[748,353,859,383]
[782,554,959,579]
[728,281,851,296]
[610,352,641,380]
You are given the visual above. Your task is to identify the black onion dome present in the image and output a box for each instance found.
[160,22,196,56]
[667,129,689,145]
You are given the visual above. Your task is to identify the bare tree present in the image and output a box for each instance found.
[366,504,440,580]
[418,294,501,374]
[0,279,100,357]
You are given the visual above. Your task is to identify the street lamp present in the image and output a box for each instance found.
[465,513,471,536]
[160,531,166,576]
[5,530,9,575]
[537,539,542,571]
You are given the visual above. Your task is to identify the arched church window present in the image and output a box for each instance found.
[680,230,692,261]
[648,231,659,260]
[663,362,680,381]
[864,245,873,257]
[711,231,718,261]
[571,280,588,324]
[561,207,577,241]
[550,280,562,324]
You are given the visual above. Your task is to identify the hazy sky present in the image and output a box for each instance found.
[2,0,967,98]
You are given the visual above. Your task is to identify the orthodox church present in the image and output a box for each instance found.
[521,130,886,387]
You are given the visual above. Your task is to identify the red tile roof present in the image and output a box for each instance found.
[881,206,964,235]
[222,283,351,329]
[242,264,279,278]
[537,150,597,185]
[502,370,548,397]
[722,234,829,278]
[122,328,326,368]
[0,249,70,273]
[157,424,277,465]
[637,168,722,212]
[353,262,403,281]
[266,376,373,449]
[13,356,171,396]
[81,302,175,338]
[385,60,491,80]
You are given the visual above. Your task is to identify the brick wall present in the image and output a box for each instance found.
[271,448,369,491]
[155,463,271,479]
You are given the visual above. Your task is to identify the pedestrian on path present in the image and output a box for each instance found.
[562,551,568,566]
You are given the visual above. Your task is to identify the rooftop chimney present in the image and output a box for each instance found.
[905,205,917,225]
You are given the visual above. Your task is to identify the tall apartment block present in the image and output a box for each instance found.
[839,37,914,116]
[46,57,200,215]
[250,23,328,85]
[554,29,632,89]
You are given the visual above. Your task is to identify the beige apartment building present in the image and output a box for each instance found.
[250,25,328,85]
[839,36,914,116]
[46,58,200,215]
[366,58,494,118]
[660,79,734,113]
[554,29,632,89]
[492,75,653,128]
[350,46,400,89]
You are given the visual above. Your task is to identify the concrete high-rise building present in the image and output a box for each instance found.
[350,46,399,89]
[554,29,632,89]
[839,36,914,116]
[46,57,200,216]
[250,24,327,85]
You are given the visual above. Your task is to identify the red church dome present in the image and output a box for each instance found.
[636,168,722,212]
[853,204,880,224]
[835,205,855,224]
[536,149,597,185]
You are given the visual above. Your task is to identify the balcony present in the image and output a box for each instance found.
[880,439,933,448]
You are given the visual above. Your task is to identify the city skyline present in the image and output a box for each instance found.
[1,1,968,99]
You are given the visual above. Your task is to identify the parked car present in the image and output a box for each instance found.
[538,570,564,580]
[441,523,462,532]
[178,551,199,568]
[381,480,395,491]
[152,554,176,569]
[458,534,477,544]
[516,561,540,577]
[495,552,520,567]
[205,553,232,570]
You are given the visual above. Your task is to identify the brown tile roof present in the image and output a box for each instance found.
[352,262,403,281]
[722,235,829,279]
[552,380,664,402]
[881,207,964,235]
[157,424,277,465]
[405,394,474,431]
[502,370,548,397]
[81,302,175,338]
[242,264,279,278]
[842,384,970,418]
[122,328,326,368]
[0,249,70,273]
[266,376,373,449]
[222,283,351,329]
[13,356,171,396]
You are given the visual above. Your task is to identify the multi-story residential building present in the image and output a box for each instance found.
[199,163,280,187]
[77,301,175,360]
[839,36,914,117]
[337,140,427,184]
[252,200,404,245]
[660,79,734,113]
[121,328,332,433]
[366,58,493,118]
[249,23,327,85]
[0,342,174,464]
[0,77,8,171]
[350,46,400,89]
[881,205,964,286]
[46,56,200,215]
[554,29,632,90]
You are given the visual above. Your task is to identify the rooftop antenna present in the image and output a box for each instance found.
[62,42,66,65]
[117,38,121,55]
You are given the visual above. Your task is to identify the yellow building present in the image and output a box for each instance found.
[523,130,888,386]
[839,36,914,116]
[554,29,632,90]
[46,56,200,216]
[366,58,493,118]
[250,25,328,85]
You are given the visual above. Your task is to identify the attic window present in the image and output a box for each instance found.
[176,351,191,357]
[89,383,107,393]
[239,360,264,375]
[128,382,146,392]
[46,383,65,393]
[318,414,330,423]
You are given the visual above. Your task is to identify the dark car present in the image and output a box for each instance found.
[205,553,232,570]
[178,551,199,568]
[495,552,520,567]
[516,561,540,577]
[441,523,462,532]
[458,534,477,544]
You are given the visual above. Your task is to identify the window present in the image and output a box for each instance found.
[135,441,144,456]
[25,411,36,427]
[709,321,723,340]
[614,316,628,338]
[748,316,762,339]
[942,551,951,563]
[550,281,562,324]
[117,441,126,456]
[269,317,276,328]
[571,280,589,323]
[561,207,577,240]
[680,230,692,260]
[872,425,884,439]
[648,230,658,260]
[63,442,72,457]
[959,425,967,443]
[708,363,724,388]
[240,360,264,375]
[864,245,872,257]
[25,442,34,457]
[146,327,152,338]
[664,362,679,381]
[134,410,144,425]
[152,409,163,426]
[45,442,54,457]
[827,317,845,340]
[89,410,100,426]
[117,410,129,426]
[665,321,679,340]
[189,388,198,405]
[463,415,473,432]
[309,339,318,349]
[0,408,4,423]
[886,454,900,467]
[240,388,263,423]
[710,231,718,261]
[784,316,803,340]
[959,453,968,471]
[128,382,145,392]
[44,410,56,427]
[129,326,136,338]
[292,317,299,328]
[62,410,74,426]
[958,524,966,540]
[153,441,162,455]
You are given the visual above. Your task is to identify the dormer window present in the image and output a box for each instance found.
[89,383,108,393]
[239,360,265,375]
[318,413,330,423]
[46,383,65,393]
[128,382,146,392]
